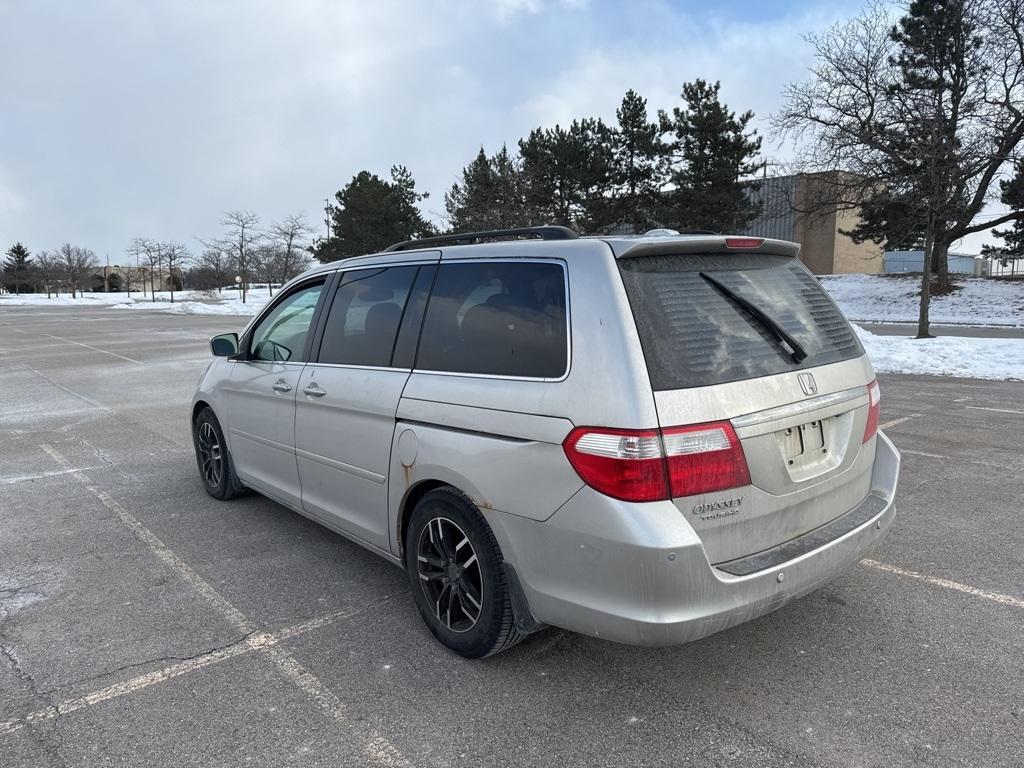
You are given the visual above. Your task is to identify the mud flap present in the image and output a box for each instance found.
[504,563,544,634]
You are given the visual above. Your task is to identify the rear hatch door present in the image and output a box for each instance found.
[615,241,876,563]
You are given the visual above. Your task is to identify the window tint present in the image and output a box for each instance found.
[392,264,437,369]
[249,281,324,362]
[617,254,863,391]
[416,261,568,378]
[317,266,417,367]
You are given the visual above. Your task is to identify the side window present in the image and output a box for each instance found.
[317,266,418,367]
[249,281,324,362]
[416,261,568,378]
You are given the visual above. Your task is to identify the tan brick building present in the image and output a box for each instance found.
[89,265,183,292]
[742,172,884,275]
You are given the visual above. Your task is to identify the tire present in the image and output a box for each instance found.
[405,487,525,658]
[193,407,245,501]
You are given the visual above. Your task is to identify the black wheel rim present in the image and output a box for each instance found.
[197,422,223,488]
[416,517,484,633]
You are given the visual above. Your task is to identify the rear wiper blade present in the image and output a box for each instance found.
[699,271,808,363]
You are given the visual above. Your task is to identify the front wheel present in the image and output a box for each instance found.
[193,407,245,500]
[405,487,524,658]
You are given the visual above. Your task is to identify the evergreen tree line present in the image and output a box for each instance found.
[314,80,765,262]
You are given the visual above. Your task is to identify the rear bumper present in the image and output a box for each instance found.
[486,432,900,647]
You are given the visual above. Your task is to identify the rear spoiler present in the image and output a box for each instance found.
[608,236,801,260]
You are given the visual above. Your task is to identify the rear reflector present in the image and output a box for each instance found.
[724,237,764,249]
[863,380,881,443]
[562,421,750,503]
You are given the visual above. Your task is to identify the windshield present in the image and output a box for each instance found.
[617,253,863,391]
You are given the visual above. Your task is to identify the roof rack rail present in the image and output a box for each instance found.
[383,225,578,252]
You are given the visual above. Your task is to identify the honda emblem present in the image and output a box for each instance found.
[798,372,818,396]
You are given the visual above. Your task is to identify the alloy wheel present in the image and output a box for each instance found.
[197,421,223,488]
[416,517,484,633]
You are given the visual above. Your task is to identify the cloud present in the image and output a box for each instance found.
[0,165,25,244]
[3,0,1003,257]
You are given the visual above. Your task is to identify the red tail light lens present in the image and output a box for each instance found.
[662,422,751,497]
[562,427,668,502]
[863,380,881,443]
[562,421,750,503]
[724,237,764,249]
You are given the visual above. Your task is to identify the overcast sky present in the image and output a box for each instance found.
[0,0,1000,262]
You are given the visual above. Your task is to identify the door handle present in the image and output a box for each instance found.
[303,384,327,398]
[272,380,292,393]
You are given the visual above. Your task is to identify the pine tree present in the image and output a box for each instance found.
[519,119,613,232]
[659,79,763,233]
[316,166,435,262]
[2,242,33,295]
[607,90,669,234]
[774,0,1024,337]
[445,145,527,232]
[981,161,1024,265]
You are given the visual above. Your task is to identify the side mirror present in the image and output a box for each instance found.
[210,333,239,357]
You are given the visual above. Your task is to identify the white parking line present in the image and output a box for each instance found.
[861,559,1024,610]
[900,448,949,459]
[0,466,106,485]
[880,414,922,429]
[21,363,114,413]
[11,328,142,365]
[38,444,410,766]
[966,406,1024,416]
[0,605,386,737]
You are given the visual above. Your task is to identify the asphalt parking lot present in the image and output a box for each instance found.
[1,305,1022,768]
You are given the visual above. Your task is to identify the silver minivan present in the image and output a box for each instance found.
[191,227,900,657]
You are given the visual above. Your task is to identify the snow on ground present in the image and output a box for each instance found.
[5,278,1024,380]
[0,292,126,306]
[854,325,1024,381]
[111,291,271,316]
[821,274,1024,327]
[0,290,270,315]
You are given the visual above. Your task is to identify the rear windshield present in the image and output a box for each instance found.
[617,253,863,391]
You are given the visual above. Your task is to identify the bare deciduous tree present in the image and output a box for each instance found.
[269,213,315,287]
[161,241,191,302]
[133,238,162,301]
[56,243,98,297]
[196,246,235,293]
[34,250,60,298]
[774,0,1024,338]
[219,210,261,303]
[249,242,283,296]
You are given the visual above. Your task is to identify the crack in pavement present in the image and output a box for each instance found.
[36,630,261,698]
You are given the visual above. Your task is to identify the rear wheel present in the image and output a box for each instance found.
[193,407,244,500]
[405,487,524,658]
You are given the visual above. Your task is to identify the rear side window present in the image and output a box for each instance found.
[618,254,862,390]
[317,266,418,367]
[416,261,568,378]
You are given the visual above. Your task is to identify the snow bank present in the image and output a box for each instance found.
[821,275,1024,327]
[1,290,270,315]
[0,293,126,306]
[110,293,270,316]
[855,325,1024,380]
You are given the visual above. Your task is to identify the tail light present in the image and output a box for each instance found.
[863,379,881,443]
[662,423,751,497]
[562,421,750,503]
[725,237,764,249]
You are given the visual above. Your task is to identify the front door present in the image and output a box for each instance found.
[225,279,327,507]
[295,263,434,551]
